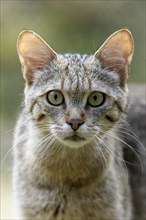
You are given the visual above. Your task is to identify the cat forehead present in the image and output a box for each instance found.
[33,53,118,95]
[58,54,119,95]
[61,54,90,63]
[58,54,97,69]
[57,54,99,92]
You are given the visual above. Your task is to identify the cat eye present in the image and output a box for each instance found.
[47,90,64,106]
[87,91,105,107]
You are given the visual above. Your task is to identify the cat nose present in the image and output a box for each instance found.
[66,117,84,131]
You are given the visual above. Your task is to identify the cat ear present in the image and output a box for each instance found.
[94,29,134,84]
[17,30,57,84]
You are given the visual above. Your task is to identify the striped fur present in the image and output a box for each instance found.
[13,30,135,219]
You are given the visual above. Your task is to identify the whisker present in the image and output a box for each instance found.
[1,146,14,167]
[104,130,144,174]
[94,133,129,181]
[93,136,107,169]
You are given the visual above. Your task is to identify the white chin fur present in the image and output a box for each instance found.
[57,137,92,148]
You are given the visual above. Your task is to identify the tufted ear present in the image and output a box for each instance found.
[94,29,134,84]
[17,30,57,84]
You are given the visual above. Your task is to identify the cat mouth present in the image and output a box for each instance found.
[64,134,86,142]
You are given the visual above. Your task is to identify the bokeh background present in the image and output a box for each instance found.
[1,1,145,219]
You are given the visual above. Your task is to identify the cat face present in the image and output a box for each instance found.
[24,55,126,148]
[17,29,134,148]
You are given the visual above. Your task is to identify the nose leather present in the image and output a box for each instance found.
[67,117,84,131]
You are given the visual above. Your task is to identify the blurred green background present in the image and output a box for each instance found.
[1,1,145,219]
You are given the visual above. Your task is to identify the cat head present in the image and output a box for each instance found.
[17,29,134,148]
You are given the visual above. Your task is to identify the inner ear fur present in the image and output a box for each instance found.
[94,29,134,83]
[17,30,57,84]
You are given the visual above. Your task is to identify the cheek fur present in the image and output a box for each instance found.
[86,102,122,133]
[31,103,47,120]
[30,99,64,122]
[105,103,122,123]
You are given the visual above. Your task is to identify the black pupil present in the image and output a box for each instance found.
[93,94,97,101]
[54,94,58,100]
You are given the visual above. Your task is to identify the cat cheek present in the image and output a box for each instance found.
[61,123,73,132]
[30,104,47,121]
[105,109,121,123]
[79,124,88,132]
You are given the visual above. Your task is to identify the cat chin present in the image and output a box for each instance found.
[57,136,92,149]
[63,141,89,149]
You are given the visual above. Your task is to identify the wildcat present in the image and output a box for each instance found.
[13,29,145,219]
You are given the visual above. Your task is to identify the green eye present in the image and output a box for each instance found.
[47,90,64,106]
[87,91,105,107]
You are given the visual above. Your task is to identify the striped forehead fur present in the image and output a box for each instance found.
[28,53,124,97]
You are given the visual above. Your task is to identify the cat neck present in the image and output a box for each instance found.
[24,137,115,189]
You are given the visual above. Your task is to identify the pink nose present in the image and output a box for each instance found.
[66,117,84,131]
